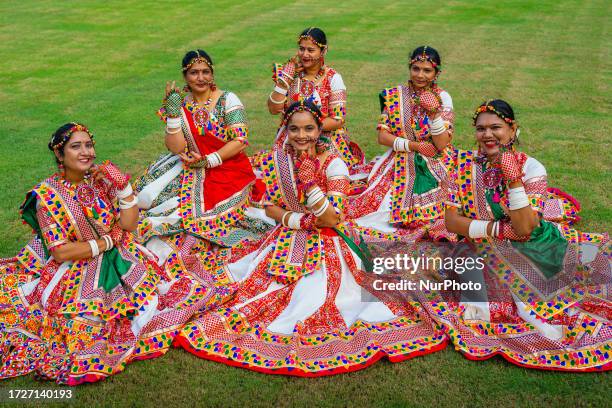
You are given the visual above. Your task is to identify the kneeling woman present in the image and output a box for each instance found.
[136,49,255,249]
[348,46,456,241]
[175,101,446,376]
[0,124,219,385]
[442,100,611,371]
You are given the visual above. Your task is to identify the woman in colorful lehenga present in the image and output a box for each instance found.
[175,101,447,375]
[436,99,611,371]
[253,27,365,177]
[136,49,258,258]
[0,124,223,385]
[347,46,456,241]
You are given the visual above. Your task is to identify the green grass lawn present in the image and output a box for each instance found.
[0,0,610,406]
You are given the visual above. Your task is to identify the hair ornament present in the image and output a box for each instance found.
[472,101,516,125]
[182,50,214,72]
[410,45,439,68]
[49,123,95,150]
[283,97,324,126]
[298,27,326,48]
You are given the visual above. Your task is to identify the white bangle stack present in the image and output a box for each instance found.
[281,211,303,229]
[468,220,490,239]
[119,195,139,210]
[101,235,114,251]
[306,186,325,207]
[430,117,447,136]
[274,85,288,96]
[88,235,115,258]
[393,137,410,152]
[206,152,223,168]
[491,221,500,238]
[508,186,530,210]
[88,239,100,257]
[312,199,329,217]
[305,186,329,216]
[117,184,133,200]
[166,117,181,130]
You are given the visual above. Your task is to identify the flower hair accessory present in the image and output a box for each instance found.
[410,46,439,69]
[472,101,516,125]
[49,123,95,150]
[182,51,214,73]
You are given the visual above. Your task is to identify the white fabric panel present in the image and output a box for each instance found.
[366,149,393,183]
[460,302,491,321]
[333,238,396,325]
[330,72,346,91]
[580,243,600,263]
[267,268,328,334]
[131,294,159,336]
[325,157,350,178]
[225,91,244,110]
[145,237,175,266]
[512,293,563,340]
[20,277,40,297]
[439,91,453,110]
[146,207,181,230]
[354,189,396,233]
[312,89,323,108]
[458,261,491,321]
[137,158,183,209]
[228,244,274,282]
[245,206,276,226]
[523,156,547,180]
[146,197,180,215]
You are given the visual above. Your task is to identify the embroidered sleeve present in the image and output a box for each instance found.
[224,92,249,145]
[522,157,547,215]
[325,157,350,213]
[329,73,347,122]
[36,200,69,250]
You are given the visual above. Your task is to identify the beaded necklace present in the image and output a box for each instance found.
[187,93,214,128]
[56,173,98,206]
[298,66,326,97]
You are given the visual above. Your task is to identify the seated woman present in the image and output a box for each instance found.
[175,101,446,376]
[0,124,220,385]
[253,27,365,177]
[347,46,456,241]
[441,99,611,371]
[136,49,256,251]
